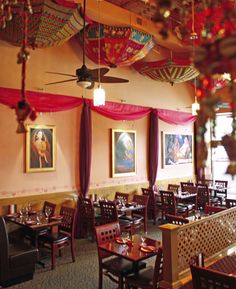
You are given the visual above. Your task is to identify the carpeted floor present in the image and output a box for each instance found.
[10,223,162,289]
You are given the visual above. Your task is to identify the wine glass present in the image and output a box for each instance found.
[140,231,147,246]
[121,232,129,245]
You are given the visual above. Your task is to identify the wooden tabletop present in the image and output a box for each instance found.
[6,213,61,230]
[98,234,161,263]
[208,255,236,276]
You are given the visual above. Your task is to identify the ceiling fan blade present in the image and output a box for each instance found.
[89,68,110,78]
[46,72,77,78]
[99,76,129,83]
[45,79,77,85]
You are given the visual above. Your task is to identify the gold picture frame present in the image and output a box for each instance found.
[26,124,56,173]
[112,129,136,177]
[162,132,193,167]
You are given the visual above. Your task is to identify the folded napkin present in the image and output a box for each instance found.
[140,245,157,253]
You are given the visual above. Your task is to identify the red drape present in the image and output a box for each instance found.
[89,100,151,120]
[148,109,159,188]
[0,87,83,112]
[156,108,196,124]
[79,101,92,196]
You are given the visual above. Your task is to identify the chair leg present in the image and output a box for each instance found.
[98,264,103,289]
[51,243,56,270]
[71,238,75,262]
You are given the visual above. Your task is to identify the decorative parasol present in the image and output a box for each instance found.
[0,0,84,48]
[78,22,154,67]
[133,57,199,85]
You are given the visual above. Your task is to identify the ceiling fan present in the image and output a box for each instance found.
[45,0,129,89]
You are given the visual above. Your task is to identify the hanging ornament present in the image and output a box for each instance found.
[15,0,36,133]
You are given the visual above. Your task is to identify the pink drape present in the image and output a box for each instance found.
[0,87,83,112]
[89,100,151,120]
[156,108,196,124]
[0,87,196,124]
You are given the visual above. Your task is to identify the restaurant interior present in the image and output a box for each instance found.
[0,0,236,289]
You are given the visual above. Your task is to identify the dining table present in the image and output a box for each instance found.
[6,212,62,247]
[207,254,236,276]
[98,234,161,271]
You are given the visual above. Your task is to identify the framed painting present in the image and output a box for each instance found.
[26,124,56,173]
[112,129,136,177]
[162,132,193,167]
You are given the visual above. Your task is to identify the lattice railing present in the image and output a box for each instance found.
[177,207,236,272]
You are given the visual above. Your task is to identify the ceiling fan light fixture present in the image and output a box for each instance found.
[93,84,105,106]
[76,74,93,88]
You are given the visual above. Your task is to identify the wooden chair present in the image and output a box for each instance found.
[196,184,219,210]
[39,206,77,269]
[180,182,194,192]
[226,198,236,208]
[165,214,189,225]
[0,217,38,288]
[114,192,129,204]
[214,180,228,202]
[131,194,149,233]
[141,188,160,225]
[204,205,226,215]
[99,200,132,233]
[190,264,236,289]
[80,197,98,241]
[125,247,163,289]
[42,201,56,218]
[95,222,146,289]
[160,190,189,219]
[167,184,180,193]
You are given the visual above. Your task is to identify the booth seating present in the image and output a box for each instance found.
[0,217,38,288]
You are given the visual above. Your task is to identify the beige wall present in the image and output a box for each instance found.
[0,38,194,199]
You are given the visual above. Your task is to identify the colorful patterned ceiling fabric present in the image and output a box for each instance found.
[0,0,83,48]
[133,58,199,85]
[78,23,154,67]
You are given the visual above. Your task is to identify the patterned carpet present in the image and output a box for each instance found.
[10,223,162,289]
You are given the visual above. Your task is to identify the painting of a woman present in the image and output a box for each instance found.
[26,125,56,172]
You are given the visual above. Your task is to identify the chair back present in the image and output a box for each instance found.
[204,205,226,215]
[180,182,194,192]
[99,200,118,224]
[190,264,236,289]
[166,214,189,225]
[0,217,9,282]
[167,184,180,193]
[95,221,120,259]
[43,201,56,217]
[184,185,197,194]
[59,206,77,237]
[196,178,213,187]
[160,190,176,215]
[226,199,236,208]
[215,180,228,192]
[114,192,129,204]
[196,186,210,210]
[153,247,164,286]
[80,197,95,220]
[141,188,157,207]
[133,194,149,208]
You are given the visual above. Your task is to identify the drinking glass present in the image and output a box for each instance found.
[140,231,147,246]
[121,232,129,245]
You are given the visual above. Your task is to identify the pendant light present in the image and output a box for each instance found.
[93,0,105,106]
